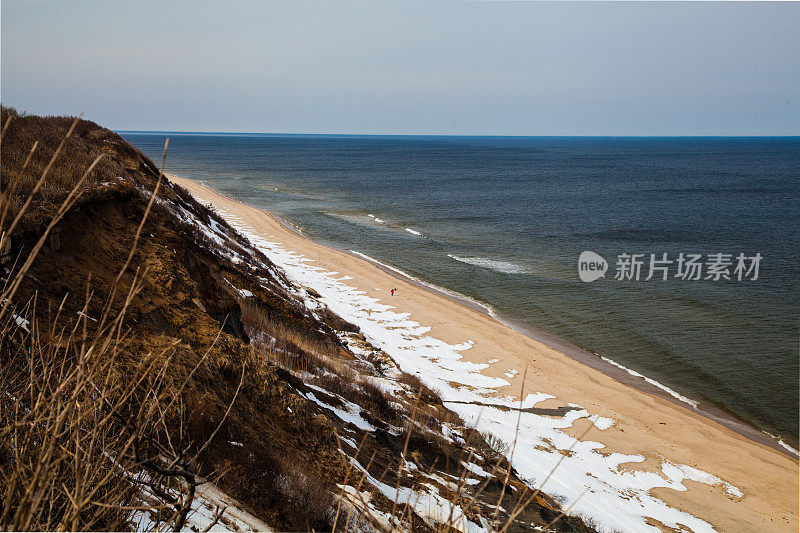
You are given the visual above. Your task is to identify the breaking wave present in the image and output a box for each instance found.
[447,254,530,274]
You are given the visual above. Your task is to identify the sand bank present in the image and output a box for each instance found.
[169,174,798,533]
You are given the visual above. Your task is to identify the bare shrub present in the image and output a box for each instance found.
[273,453,335,530]
[317,305,359,333]
[358,379,396,421]
[398,372,443,404]
[481,431,511,456]
[242,301,345,363]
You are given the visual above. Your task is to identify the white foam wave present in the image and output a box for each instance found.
[766,433,800,456]
[405,227,423,236]
[599,356,700,409]
[195,199,740,533]
[778,440,800,456]
[447,254,530,275]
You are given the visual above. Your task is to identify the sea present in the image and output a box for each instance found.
[120,133,799,450]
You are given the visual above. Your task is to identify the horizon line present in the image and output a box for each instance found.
[115,130,800,139]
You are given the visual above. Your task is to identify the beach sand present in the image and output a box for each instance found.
[170,174,798,532]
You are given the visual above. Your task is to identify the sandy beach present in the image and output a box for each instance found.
[170,174,798,532]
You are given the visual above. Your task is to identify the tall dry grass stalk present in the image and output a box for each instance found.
[0,112,591,533]
[0,118,236,531]
[331,366,594,533]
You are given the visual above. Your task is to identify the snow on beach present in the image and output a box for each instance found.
[131,475,273,532]
[189,200,741,533]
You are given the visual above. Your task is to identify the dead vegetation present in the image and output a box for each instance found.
[0,108,594,532]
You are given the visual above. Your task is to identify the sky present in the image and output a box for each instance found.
[2,1,799,136]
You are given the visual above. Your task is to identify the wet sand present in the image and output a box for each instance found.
[170,174,799,533]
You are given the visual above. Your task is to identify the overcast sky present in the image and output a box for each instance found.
[2,1,798,135]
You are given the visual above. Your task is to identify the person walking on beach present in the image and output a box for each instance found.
[391,288,395,296]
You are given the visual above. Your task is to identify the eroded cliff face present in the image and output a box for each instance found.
[0,109,593,532]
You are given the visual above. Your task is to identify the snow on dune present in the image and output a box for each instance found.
[198,203,739,533]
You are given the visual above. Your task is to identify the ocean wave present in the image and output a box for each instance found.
[447,254,530,274]
[765,432,800,456]
[405,227,423,236]
[599,355,700,409]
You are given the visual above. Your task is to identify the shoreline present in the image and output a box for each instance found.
[168,175,797,531]
[199,181,796,457]
[351,243,797,458]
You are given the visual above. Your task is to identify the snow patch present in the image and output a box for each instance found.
[185,197,742,533]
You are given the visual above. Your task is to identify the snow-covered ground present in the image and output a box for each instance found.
[187,202,741,533]
[131,477,273,532]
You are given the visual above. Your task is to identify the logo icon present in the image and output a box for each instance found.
[578,251,607,282]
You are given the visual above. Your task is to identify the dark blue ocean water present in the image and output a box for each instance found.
[121,133,799,447]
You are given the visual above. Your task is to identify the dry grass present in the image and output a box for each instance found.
[242,300,404,429]
[333,367,595,533]
[0,110,351,532]
[0,109,593,533]
[242,300,347,367]
[0,118,233,531]
[0,107,160,229]
[398,372,444,405]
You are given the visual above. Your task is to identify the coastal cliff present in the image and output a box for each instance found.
[0,109,593,532]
